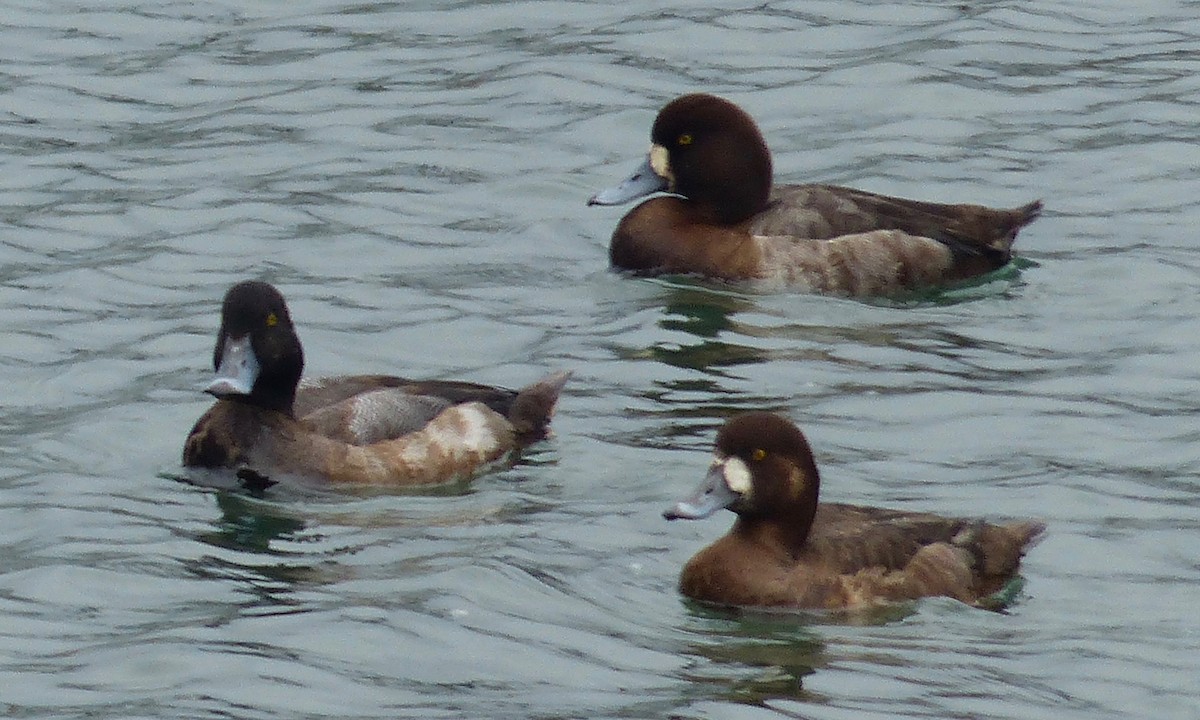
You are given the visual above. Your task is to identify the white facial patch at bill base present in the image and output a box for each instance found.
[648,144,674,188]
[719,455,752,495]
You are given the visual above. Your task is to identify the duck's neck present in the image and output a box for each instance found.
[684,142,773,226]
[733,465,820,560]
[254,384,297,418]
[251,348,302,418]
[690,179,771,227]
[224,389,295,419]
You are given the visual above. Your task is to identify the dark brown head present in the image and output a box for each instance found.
[208,280,304,416]
[664,412,822,537]
[649,94,773,224]
[589,93,774,226]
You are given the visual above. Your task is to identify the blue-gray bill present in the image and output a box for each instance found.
[663,464,741,520]
[205,334,260,397]
[587,156,669,206]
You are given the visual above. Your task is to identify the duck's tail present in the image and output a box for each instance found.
[1004,199,1044,243]
[957,519,1046,587]
[926,198,1042,282]
[507,370,571,443]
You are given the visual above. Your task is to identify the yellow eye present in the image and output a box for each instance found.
[266,312,278,328]
[751,448,766,462]
[678,133,693,146]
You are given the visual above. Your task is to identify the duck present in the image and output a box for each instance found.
[663,412,1044,610]
[589,93,1043,296]
[182,280,569,486]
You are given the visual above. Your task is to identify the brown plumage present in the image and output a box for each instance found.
[182,280,568,486]
[185,398,519,485]
[590,93,1042,296]
[663,412,1044,610]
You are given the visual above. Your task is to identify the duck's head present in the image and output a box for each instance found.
[589,93,774,225]
[664,412,820,522]
[206,280,304,416]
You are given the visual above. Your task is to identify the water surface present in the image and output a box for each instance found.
[2,1,1199,718]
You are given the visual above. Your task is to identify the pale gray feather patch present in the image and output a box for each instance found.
[302,390,452,445]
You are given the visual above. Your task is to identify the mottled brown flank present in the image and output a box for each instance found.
[675,413,1044,610]
[185,399,514,485]
[756,230,957,295]
[680,501,1044,610]
[279,402,517,485]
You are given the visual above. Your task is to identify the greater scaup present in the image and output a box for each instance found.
[664,412,1044,610]
[183,280,569,486]
[590,93,1042,296]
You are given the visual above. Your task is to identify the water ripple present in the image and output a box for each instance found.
[3,0,1200,718]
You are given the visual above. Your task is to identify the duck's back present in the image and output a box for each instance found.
[295,375,518,418]
[757,184,1041,253]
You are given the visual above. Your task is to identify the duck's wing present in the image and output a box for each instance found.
[802,503,1044,605]
[805,503,973,573]
[296,371,569,446]
[758,184,1041,263]
[751,184,1042,294]
[300,389,453,445]
[295,375,520,419]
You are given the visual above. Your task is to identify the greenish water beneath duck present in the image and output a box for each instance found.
[2,1,1199,718]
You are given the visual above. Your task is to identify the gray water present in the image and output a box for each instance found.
[2,1,1199,718]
